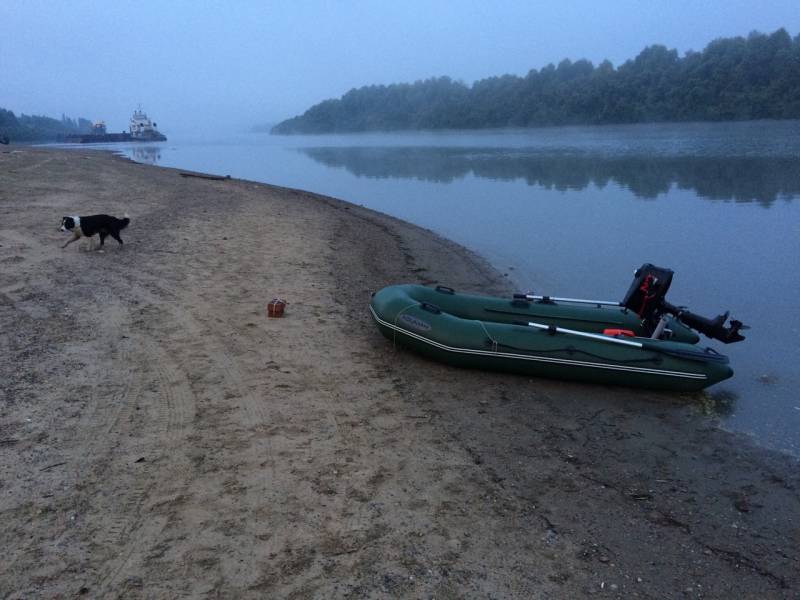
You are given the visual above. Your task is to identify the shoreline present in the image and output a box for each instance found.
[1,146,797,597]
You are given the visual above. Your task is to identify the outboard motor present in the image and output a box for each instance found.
[622,264,674,326]
[622,263,747,344]
[660,301,746,344]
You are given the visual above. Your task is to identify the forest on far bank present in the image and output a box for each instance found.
[272,28,800,134]
[0,109,91,142]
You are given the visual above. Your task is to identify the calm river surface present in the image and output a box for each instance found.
[110,120,800,454]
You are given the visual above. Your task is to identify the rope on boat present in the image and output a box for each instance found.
[477,321,498,352]
[392,303,419,350]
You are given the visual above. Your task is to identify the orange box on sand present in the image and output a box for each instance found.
[267,299,286,318]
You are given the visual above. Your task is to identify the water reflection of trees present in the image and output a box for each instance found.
[301,147,800,206]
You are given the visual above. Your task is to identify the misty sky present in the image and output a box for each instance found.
[3,0,798,136]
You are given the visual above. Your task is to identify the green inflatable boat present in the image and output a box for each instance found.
[369,264,747,392]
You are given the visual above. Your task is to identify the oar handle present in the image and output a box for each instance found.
[524,321,644,348]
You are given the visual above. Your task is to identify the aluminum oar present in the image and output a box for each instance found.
[514,293,622,307]
[523,321,643,348]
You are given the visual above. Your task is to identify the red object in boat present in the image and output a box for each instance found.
[603,328,635,337]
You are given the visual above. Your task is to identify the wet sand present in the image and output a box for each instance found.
[1,146,798,598]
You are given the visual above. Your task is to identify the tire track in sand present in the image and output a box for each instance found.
[5,312,146,593]
[91,333,196,596]
[123,267,281,591]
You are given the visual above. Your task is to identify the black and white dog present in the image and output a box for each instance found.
[60,214,130,250]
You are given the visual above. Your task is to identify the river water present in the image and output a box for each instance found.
[107,120,799,454]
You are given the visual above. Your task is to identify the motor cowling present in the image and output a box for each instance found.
[621,263,674,323]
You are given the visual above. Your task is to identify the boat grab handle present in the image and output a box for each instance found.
[420,302,442,314]
[435,286,455,295]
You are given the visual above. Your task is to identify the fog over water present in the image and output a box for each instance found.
[3,1,799,135]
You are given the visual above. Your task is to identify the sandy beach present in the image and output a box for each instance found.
[1,146,798,598]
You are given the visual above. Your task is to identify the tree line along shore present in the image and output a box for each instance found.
[0,110,92,143]
[271,28,800,134]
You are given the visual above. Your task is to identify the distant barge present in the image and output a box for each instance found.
[62,107,166,143]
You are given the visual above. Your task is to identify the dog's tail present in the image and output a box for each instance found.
[120,212,130,230]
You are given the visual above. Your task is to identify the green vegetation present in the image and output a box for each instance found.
[272,29,800,134]
[0,108,91,142]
